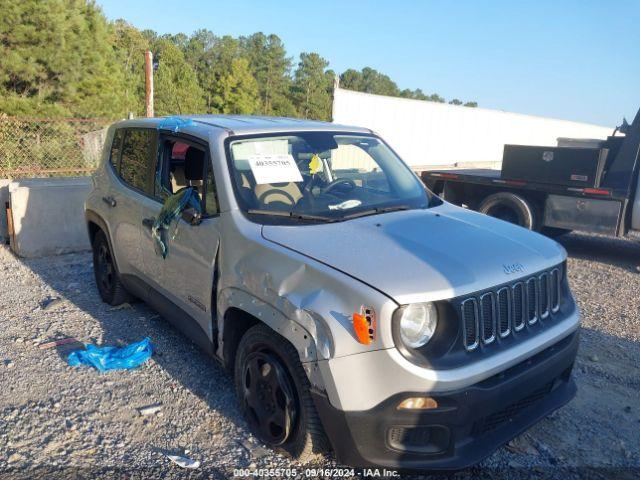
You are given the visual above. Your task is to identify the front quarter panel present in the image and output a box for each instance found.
[216,212,399,363]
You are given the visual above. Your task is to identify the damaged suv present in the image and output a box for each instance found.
[85,116,580,470]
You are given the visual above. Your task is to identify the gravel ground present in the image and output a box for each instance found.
[0,233,638,479]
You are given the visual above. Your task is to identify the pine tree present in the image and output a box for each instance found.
[113,19,149,117]
[183,29,218,112]
[292,53,333,120]
[152,38,206,116]
[214,58,260,114]
[240,33,295,116]
[0,0,126,117]
[0,2,478,118]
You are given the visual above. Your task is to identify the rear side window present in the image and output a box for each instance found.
[109,129,125,171]
[120,129,155,193]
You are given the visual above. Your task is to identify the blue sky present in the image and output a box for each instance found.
[98,0,640,126]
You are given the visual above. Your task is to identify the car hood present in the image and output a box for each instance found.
[261,203,566,304]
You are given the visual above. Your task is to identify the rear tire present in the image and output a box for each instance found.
[92,230,131,306]
[234,324,329,462]
[478,192,537,230]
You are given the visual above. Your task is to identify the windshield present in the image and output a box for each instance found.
[227,132,433,222]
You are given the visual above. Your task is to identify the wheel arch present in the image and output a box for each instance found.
[85,209,122,272]
[217,288,323,387]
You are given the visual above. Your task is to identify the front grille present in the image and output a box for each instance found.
[539,272,550,319]
[480,292,496,344]
[460,266,562,352]
[526,278,538,324]
[550,269,560,313]
[462,298,479,350]
[497,287,511,337]
[512,282,525,331]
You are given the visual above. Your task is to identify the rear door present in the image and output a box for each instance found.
[107,128,157,277]
[140,133,221,343]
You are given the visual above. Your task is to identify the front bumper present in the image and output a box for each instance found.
[312,330,579,471]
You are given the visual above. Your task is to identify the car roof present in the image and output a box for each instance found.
[112,115,372,137]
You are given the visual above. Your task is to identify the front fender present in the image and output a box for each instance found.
[217,287,329,389]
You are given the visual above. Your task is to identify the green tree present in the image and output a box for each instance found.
[292,53,333,120]
[0,0,126,118]
[339,67,399,96]
[163,32,189,50]
[0,1,478,118]
[214,57,260,114]
[240,33,295,116]
[400,88,429,101]
[360,67,400,96]
[152,38,206,116]
[411,89,429,101]
[183,29,219,112]
[338,67,479,106]
[339,69,363,91]
[113,19,149,117]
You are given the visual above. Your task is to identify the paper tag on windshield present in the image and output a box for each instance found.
[248,154,303,185]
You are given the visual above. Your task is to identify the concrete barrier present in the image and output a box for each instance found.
[8,177,91,258]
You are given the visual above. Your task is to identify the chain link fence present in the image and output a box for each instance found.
[0,117,113,178]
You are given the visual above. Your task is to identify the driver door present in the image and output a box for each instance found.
[140,134,221,344]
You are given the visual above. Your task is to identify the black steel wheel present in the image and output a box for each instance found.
[234,324,329,461]
[92,230,130,306]
[96,241,114,293]
[242,351,297,445]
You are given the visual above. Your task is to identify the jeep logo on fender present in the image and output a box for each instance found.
[503,263,525,274]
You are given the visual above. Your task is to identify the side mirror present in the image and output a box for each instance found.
[181,207,202,226]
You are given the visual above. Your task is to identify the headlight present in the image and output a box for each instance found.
[398,303,438,348]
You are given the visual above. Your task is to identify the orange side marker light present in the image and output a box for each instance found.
[353,307,376,345]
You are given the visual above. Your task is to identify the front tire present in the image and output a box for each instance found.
[92,230,131,306]
[234,324,329,462]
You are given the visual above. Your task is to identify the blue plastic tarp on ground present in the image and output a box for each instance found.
[67,338,154,372]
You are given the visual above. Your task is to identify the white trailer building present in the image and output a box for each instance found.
[332,87,613,171]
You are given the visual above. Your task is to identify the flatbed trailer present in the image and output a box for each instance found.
[422,108,640,238]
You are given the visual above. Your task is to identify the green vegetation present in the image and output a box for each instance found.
[0,0,477,121]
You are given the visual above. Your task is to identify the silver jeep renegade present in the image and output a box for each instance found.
[85,116,580,470]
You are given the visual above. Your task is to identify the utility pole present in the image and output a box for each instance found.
[144,50,154,117]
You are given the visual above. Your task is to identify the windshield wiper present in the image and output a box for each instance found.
[340,204,412,220]
[247,209,337,223]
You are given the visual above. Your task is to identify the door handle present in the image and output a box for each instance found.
[142,217,155,230]
[102,196,117,207]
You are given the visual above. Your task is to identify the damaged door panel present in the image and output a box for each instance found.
[140,133,221,346]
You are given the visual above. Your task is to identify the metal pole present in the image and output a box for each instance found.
[144,50,154,118]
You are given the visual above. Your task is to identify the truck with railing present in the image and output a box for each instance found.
[422,108,640,238]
